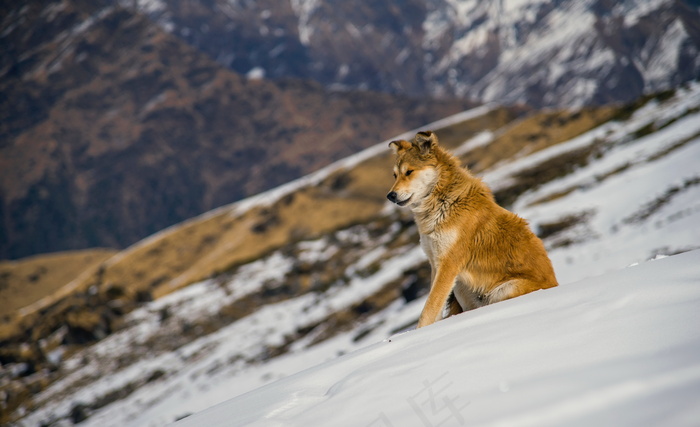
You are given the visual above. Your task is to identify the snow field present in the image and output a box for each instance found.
[177,250,700,427]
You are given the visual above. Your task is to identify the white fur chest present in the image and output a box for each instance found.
[419,228,458,265]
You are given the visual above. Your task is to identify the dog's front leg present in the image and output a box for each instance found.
[417,266,458,328]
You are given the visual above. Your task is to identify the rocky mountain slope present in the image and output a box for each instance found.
[123,0,700,106]
[4,82,699,425]
[0,0,473,260]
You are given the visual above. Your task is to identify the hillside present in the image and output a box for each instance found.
[124,0,700,106]
[5,82,699,425]
[0,0,473,260]
[0,249,116,319]
[176,249,700,427]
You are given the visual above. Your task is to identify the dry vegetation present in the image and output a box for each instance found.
[462,106,618,175]
[0,249,116,320]
[457,107,619,208]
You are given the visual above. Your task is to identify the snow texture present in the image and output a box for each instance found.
[176,250,700,427]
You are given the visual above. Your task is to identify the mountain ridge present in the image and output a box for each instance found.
[124,0,700,106]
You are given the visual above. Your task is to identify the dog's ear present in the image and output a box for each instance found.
[389,139,412,153]
[414,131,438,154]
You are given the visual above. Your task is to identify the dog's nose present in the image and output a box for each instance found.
[387,191,398,202]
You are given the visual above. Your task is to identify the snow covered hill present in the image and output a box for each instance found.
[12,83,700,426]
[176,249,700,427]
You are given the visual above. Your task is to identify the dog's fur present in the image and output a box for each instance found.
[387,131,558,328]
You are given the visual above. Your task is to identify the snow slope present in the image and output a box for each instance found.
[177,250,700,427]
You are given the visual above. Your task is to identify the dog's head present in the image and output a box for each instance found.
[386,131,440,207]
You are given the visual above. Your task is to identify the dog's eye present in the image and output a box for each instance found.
[393,172,397,178]
[406,170,413,176]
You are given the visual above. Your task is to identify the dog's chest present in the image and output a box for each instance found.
[419,228,458,262]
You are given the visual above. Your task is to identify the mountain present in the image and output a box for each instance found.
[0,0,474,260]
[5,82,699,425]
[122,0,700,106]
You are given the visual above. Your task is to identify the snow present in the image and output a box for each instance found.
[118,0,695,108]
[246,67,266,80]
[617,0,671,27]
[485,82,700,191]
[289,0,321,45]
[176,250,700,427]
[18,229,422,426]
[131,0,166,14]
[642,18,688,91]
[454,130,494,156]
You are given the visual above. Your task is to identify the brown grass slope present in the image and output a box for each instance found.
[0,249,116,319]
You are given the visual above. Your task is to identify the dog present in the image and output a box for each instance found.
[387,131,558,328]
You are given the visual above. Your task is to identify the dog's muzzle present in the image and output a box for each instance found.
[387,192,411,206]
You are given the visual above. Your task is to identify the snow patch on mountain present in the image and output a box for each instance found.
[642,18,689,90]
[290,0,321,45]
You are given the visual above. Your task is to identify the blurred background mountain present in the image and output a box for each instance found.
[124,0,700,105]
[2,0,699,259]
[0,0,472,260]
